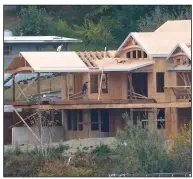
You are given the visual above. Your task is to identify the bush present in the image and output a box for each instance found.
[38,161,95,176]
[169,122,191,172]
[114,112,173,174]
[91,144,112,157]
[4,155,44,177]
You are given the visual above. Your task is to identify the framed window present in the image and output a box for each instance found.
[133,51,136,58]
[78,110,83,131]
[156,72,164,93]
[4,45,12,56]
[67,110,72,130]
[138,51,142,58]
[36,46,41,51]
[90,74,98,93]
[157,109,165,129]
[67,110,83,131]
[126,51,131,58]
[101,73,108,93]
[91,109,99,131]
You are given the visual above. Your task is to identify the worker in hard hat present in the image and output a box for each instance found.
[82,81,88,100]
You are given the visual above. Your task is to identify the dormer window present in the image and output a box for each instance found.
[127,51,131,58]
[133,51,136,58]
[138,51,142,58]
[126,50,147,59]
[143,52,147,58]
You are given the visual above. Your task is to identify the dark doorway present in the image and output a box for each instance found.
[100,109,109,132]
[132,73,148,96]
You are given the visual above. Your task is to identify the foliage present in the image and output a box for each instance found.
[4,154,44,177]
[137,6,191,32]
[38,160,95,176]
[114,111,173,174]
[91,144,112,157]
[169,122,192,172]
[14,6,53,36]
[73,17,115,46]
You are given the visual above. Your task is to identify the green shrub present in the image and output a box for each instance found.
[4,155,44,177]
[91,144,112,157]
[169,122,192,172]
[114,112,173,174]
[38,161,95,176]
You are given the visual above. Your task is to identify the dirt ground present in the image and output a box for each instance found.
[4,137,117,156]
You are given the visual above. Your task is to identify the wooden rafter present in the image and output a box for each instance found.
[84,52,98,68]
[77,52,93,67]
[90,51,98,60]
[96,51,103,59]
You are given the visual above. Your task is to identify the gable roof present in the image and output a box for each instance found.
[115,20,191,58]
[166,43,191,60]
[5,51,155,73]
[115,31,190,58]
[155,20,191,33]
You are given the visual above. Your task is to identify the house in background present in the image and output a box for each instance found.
[4,30,82,86]
[5,20,191,144]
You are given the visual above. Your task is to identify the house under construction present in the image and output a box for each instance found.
[5,20,191,143]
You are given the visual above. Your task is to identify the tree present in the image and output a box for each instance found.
[14,6,53,36]
[73,17,115,46]
[137,6,191,32]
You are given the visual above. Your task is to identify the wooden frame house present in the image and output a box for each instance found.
[5,20,191,142]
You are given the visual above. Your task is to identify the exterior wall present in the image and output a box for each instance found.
[12,126,64,145]
[88,72,128,100]
[62,109,126,140]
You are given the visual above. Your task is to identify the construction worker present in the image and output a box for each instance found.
[82,81,88,100]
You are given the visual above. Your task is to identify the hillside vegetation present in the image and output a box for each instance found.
[4,5,191,51]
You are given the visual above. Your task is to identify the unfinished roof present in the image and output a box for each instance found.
[94,58,155,72]
[6,52,90,73]
[115,20,191,58]
[166,43,191,60]
[4,36,82,43]
[115,31,191,58]
[155,20,191,33]
[6,51,155,73]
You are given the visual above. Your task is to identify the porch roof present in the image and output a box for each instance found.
[5,51,155,74]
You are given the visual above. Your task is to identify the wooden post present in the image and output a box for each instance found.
[98,72,104,100]
[129,73,133,121]
[37,73,40,102]
[129,73,133,99]
[37,73,43,146]
[12,74,15,102]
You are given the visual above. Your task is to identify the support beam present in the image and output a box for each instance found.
[14,79,29,102]
[37,73,40,102]
[12,102,191,110]
[13,107,40,143]
[16,76,37,99]
[12,74,15,102]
